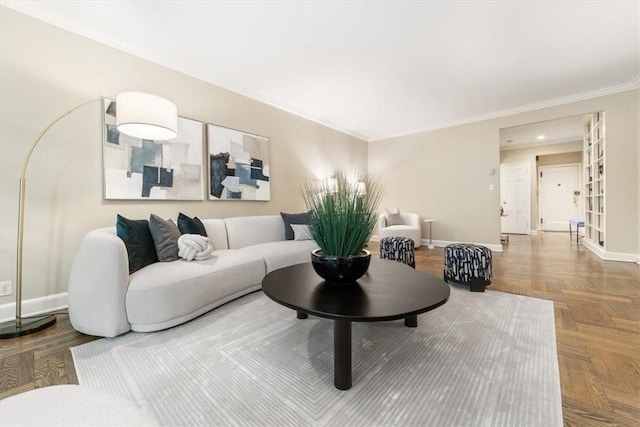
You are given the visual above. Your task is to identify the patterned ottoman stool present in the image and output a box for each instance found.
[444,243,492,292]
[380,236,415,268]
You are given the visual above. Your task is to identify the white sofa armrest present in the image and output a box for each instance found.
[378,213,387,235]
[68,227,131,337]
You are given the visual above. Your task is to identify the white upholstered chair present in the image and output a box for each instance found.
[378,211,422,248]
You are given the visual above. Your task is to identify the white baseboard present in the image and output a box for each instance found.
[583,240,639,263]
[369,235,502,252]
[530,230,539,235]
[0,292,68,323]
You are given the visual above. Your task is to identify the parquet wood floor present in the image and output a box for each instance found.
[1,233,638,426]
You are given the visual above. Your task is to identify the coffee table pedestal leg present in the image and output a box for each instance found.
[334,319,352,390]
[404,316,418,327]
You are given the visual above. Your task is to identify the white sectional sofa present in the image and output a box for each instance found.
[68,215,318,337]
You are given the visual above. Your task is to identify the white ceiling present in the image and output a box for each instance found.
[2,1,639,141]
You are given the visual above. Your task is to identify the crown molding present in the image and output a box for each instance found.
[371,78,640,142]
[2,3,371,142]
[207,82,371,142]
[500,138,582,151]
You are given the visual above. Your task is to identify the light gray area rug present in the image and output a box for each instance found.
[72,286,562,426]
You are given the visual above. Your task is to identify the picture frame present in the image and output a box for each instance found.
[102,98,205,200]
[206,123,270,201]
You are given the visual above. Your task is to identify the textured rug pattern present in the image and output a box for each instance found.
[72,286,562,426]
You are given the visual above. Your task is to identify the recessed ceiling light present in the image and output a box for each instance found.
[536,135,546,140]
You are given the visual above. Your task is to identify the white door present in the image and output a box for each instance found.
[539,164,580,231]
[500,163,531,234]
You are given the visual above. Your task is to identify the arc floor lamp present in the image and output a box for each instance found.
[0,92,177,339]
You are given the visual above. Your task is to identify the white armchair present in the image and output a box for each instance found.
[378,211,421,248]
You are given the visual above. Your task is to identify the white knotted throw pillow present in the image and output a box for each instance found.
[177,234,213,261]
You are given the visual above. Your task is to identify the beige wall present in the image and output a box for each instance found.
[0,8,368,304]
[500,141,582,232]
[369,121,501,245]
[537,151,583,166]
[369,90,639,255]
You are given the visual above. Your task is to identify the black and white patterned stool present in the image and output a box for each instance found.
[380,236,415,268]
[444,243,492,292]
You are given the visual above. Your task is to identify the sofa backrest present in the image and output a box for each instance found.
[379,211,420,229]
[201,219,229,250]
[224,215,286,249]
[92,215,282,253]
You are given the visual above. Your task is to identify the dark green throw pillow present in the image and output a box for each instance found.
[177,213,208,236]
[280,212,309,240]
[149,214,181,262]
[116,214,158,274]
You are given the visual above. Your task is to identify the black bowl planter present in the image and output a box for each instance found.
[311,249,371,285]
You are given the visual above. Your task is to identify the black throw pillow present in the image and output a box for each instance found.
[116,214,158,274]
[280,212,309,240]
[177,213,208,236]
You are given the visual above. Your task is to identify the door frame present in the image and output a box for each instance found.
[537,163,583,232]
[500,161,532,235]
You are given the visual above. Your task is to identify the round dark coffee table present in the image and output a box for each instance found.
[262,258,450,390]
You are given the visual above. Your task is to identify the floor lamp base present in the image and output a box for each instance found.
[0,314,56,339]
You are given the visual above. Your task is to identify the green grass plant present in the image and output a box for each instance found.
[303,171,384,257]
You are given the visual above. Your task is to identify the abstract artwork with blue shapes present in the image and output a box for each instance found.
[207,123,270,201]
[102,98,204,200]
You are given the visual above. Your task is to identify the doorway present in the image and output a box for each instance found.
[539,164,581,231]
[500,162,531,235]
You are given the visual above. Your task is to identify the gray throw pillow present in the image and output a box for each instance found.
[280,212,309,240]
[149,214,182,262]
[384,208,405,226]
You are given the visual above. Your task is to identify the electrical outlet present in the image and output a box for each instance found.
[0,281,12,296]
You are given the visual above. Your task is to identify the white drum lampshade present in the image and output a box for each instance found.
[116,92,178,140]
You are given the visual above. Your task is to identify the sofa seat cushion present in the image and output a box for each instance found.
[379,225,421,246]
[126,249,265,330]
[382,225,417,232]
[242,240,319,273]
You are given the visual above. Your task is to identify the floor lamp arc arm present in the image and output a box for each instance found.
[3,93,176,339]
[15,96,102,320]
[19,97,102,179]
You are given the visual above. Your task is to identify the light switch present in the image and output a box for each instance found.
[489,184,495,191]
